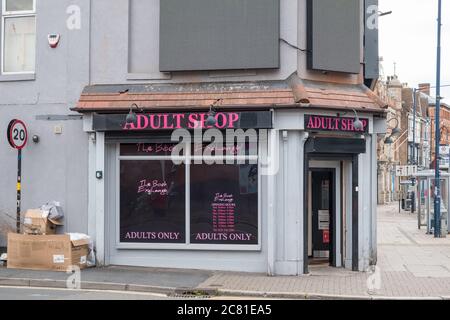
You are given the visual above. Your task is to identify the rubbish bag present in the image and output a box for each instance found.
[40,201,64,221]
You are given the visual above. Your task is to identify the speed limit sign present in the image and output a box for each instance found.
[7,119,28,150]
[7,119,28,233]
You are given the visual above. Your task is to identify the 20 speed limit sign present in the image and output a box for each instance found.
[7,119,28,150]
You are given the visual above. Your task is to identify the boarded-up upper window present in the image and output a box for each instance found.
[159,0,280,72]
[307,0,361,74]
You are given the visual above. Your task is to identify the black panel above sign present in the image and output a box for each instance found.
[364,0,380,80]
[93,111,273,132]
[305,137,367,154]
[160,0,280,72]
[307,0,361,74]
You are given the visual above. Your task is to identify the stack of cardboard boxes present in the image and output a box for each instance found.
[6,208,90,271]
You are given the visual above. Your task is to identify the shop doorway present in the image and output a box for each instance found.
[310,170,334,265]
[304,136,363,273]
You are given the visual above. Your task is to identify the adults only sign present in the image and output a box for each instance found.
[92,111,273,131]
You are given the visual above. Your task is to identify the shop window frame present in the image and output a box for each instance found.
[115,140,262,251]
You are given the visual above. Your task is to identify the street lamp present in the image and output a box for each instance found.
[126,103,140,125]
[205,99,222,127]
[434,0,443,238]
[384,117,400,144]
[352,109,364,131]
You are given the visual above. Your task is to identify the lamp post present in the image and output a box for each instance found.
[412,89,419,214]
[413,89,417,165]
[384,117,400,211]
[434,0,443,238]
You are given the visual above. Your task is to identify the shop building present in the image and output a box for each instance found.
[1,0,386,275]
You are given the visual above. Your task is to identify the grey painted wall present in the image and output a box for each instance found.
[0,0,90,246]
[274,130,306,275]
[91,0,297,84]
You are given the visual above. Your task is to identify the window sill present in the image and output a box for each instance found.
[0,73,35,82]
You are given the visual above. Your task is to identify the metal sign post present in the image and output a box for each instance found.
[16,150,22,233]
[7,119,28,233]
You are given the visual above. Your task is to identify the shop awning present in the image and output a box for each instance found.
[73,73,387,114]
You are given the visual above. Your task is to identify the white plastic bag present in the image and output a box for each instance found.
[40,201,64,220]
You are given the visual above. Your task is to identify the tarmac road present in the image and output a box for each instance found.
[0,286,178,300]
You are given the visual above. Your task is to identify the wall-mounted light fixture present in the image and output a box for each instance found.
[384,118,400,144]
[126,103,141,125]
[205,99,222,127]
[32,135,40,143]
[352,109,364,131]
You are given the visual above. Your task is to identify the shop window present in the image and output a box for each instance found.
[119,160,186,243]
[118,140,259,249]
[190,163,258,245]
[1,0,36,74]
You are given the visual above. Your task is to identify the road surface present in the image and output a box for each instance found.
[0,286,177,300]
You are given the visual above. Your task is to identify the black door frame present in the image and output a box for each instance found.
[304,152,359,273]
[309,168,336,266]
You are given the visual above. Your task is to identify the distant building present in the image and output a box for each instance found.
[428,97,450,169]
[376,77,431,204]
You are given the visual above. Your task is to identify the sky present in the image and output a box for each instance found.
[379,0,450,103]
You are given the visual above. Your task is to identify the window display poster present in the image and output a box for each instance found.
[120,160,186,243]
[190,164,258,245]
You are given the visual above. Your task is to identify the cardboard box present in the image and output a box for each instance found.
[23,209,63,235]
[7,233,89,271]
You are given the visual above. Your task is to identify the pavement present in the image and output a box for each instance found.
[0,203,449,300]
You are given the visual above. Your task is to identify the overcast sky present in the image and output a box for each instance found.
[379,0,450,102]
